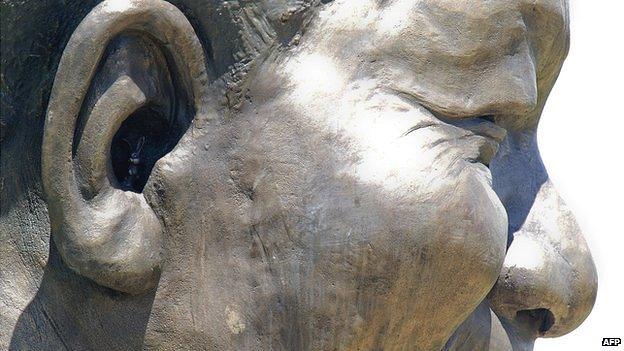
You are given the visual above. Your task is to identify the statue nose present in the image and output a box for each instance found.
[488,180,597,337]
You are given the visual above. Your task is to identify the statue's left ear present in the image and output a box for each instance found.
[42,0,212,294]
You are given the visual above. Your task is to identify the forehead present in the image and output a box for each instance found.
[175,0,568,67]
[424,0,568,51]
[417,0,567,15]
[377,0,568,30]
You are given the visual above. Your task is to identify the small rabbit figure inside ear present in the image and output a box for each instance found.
[122,136,145,189]
[129,136,145,167]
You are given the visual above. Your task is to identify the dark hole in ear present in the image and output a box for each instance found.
[111,104,186,193]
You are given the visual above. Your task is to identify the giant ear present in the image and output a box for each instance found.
[42,0,211,294]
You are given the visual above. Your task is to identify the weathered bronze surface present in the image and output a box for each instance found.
[0,0,597,350]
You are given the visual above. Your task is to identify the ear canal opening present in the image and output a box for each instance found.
[111,103,187,193]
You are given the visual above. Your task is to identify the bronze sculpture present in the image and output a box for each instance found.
[0,0,597,349]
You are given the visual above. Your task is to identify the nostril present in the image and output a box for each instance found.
[516,308,556,335]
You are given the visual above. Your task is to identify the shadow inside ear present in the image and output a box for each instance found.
[111,103,189,194]
[9,242,157,350]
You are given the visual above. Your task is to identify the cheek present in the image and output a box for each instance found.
[143,138,257,346]
[370,164,508,317]
[425,165,508,286]
[141,123,508,348]
[302,157,508,348]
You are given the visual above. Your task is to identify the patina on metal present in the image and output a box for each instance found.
[0,0,597,350]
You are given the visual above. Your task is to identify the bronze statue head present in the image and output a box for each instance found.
[1,0,596,349]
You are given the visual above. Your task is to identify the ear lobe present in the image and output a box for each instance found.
[42,0,211,294]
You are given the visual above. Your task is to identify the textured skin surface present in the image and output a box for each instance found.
[1,0,596,350]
